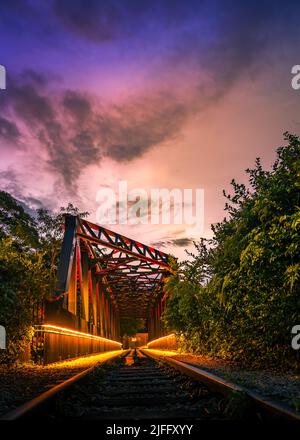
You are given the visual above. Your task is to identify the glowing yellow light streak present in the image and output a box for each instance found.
[35,324,122,346]
[147,333,175,347]
[43,350,124,369]
[146,348,178,356]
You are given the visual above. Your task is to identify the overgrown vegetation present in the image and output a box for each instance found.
[1,133,299,369]
[163,133,300,370]
[0,192,87,363]
[120,318,146,336]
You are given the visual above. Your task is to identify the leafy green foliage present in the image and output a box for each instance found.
[163,133,300,370]
[120,318,146,336]
[0,191,39,247]
[0,193,88,363]
[35,204,89,293]
[0,238,48,362]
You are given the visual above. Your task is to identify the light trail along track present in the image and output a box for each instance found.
[2,349,299,421]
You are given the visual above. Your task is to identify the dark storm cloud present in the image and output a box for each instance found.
[151,237,194,248]
[52,0,193,42]
[0,169,44,213]
[63,90,91,122]
[53,0,128,42]
[104,93,187,161]
[162,1,300,114]
[21,69,49,87]
[71,131,100,162]
[1,72,189,187]
[3,75,86,185]
[108,145,144,161]
[9,82,54,126]
[172,238,194,247]
[2,0,300,190]
[0,169,19,188]
[51,0,300,57]
[36,120,94,186]
[0,117,20,143]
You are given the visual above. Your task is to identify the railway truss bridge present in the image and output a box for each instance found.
[33,215,174,363]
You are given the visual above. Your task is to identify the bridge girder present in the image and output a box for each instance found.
[52,215,171,340]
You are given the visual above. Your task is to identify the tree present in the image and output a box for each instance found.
[0,191,39,248]
[36,204,89,295]
[120,318,146,336]
[0,192,48,362]
[0,192,88,363]
[163,133,300,369]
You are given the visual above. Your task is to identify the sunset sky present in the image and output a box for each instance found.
[1,0,300,259]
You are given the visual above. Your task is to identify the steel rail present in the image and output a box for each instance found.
[3,348,299,421]
[141,349,300,421]
[0,350,130,421]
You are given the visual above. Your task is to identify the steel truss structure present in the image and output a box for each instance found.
[45,215,171,342]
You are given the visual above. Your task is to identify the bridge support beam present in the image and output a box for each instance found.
[33,215,169,363]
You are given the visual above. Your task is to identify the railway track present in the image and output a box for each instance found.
[1,349,299,421]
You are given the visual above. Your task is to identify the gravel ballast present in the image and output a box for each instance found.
[0,350,123,417]
[169,353,300,412]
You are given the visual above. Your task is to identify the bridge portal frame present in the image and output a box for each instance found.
[34,215,171,363]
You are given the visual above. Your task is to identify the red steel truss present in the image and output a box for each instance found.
[50,215,171,341]
[76,218,170,319]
